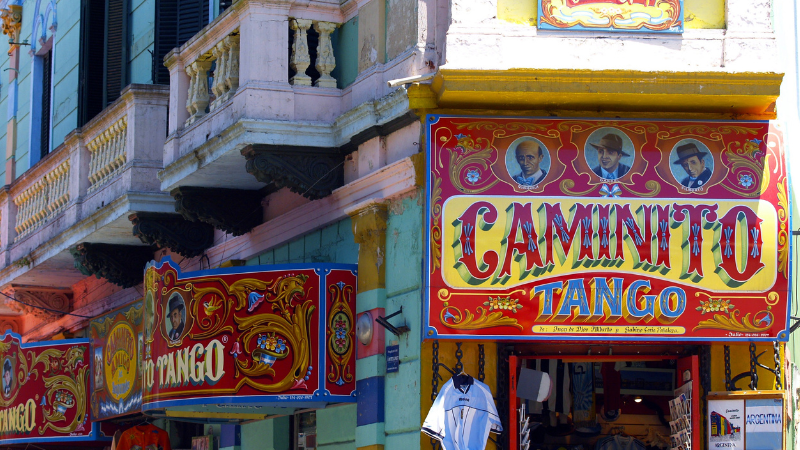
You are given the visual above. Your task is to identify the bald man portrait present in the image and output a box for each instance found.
[512,140,548,186]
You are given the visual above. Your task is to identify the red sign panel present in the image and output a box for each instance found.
[142,258,357,410]
[425,116,790,342]
[0,332,102,444]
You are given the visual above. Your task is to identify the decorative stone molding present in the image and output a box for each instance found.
[3,286,70,321]
[171,186,263,237]
[290,19,313,86]
[185,60,212,127]
[14,159,70,241]
[130,212,214,258]
[348,202,388,293]
[209,33,240,111]
[242,145,344,200]
[0,4,21,42]
[0,318,19,334]
[87,116,127,192]
[314,21,338,88]
[70,243,154,289]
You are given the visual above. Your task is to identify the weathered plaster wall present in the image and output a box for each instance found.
[386,0,417,61]
[497,0,725,29]
[245,218,357,266]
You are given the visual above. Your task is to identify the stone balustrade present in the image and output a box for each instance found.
[13,160,69,241]
[87,117,127,192]
[185,32,239,126]
[290,19,339,88]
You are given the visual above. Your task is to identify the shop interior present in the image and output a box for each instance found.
[508,344,699,450]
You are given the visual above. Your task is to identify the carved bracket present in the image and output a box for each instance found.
[130,212,214,258]
[2,286,71,321]
[242,145,344,200]
[70,243,154,288]
[171,186,263,237]
[0,5,22,43]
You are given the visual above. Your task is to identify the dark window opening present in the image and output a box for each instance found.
[153,0,208,85]
[40,50,51,160]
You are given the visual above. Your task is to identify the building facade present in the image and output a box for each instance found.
[0,0,790,449]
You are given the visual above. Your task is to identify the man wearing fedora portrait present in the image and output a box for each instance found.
[167,296,185,341]
[673,142,711,188]
[590,133,630,180]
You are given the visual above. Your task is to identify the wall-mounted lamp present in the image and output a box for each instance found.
[355,311,373,346]
[634,396,643,403]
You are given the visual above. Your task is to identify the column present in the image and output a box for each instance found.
[349,202,388,450]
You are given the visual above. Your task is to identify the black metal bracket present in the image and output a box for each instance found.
[375,307,410,336]
[790,316,800,334]
[729,350,779,391]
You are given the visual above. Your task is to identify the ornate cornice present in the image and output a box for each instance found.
[171,186,263,236]
[348,202,388,292]
[3,286,70,321]
[130,212,214,258]
[70,243,154,288]
[242,145,344,200]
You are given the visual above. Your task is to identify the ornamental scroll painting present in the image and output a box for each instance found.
[0,332,97,444]
[141,257,357,410]
[538,0,684,33]
[90,300,143,420]
[425,116,790,342]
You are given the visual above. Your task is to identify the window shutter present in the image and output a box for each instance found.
[104,0,125,106]
[78,0,106,126]
[154,0,207,85]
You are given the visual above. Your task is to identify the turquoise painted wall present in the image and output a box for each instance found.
[51,0,80,155]
[331,16,358,90]
[383,193,423,449]
[245,218,358,266]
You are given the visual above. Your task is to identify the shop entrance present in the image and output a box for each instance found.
[508,345,699,450]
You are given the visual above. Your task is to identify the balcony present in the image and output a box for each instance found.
[159,0,421,195]
[0,84,172,289]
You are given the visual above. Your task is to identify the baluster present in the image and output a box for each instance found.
[314,21,339,88]
[210,40,228,111]
[117,121,127,169]
[185,64,197,124]
[290,19,313,86]
[187,60,212,126]
[224,34,239,101]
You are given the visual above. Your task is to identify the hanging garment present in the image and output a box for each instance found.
[528,359,571,414]
[422,374,502,450]
[572,362,601,436]
[116,424,172,450]
[600,362,622,422]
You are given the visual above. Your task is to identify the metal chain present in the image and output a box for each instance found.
[431,340,440,401]
[700,345,711,425]
[749,342,759,390]
[478,344,486,382]
[724,345,732,391]
[455,342,464,373]
[430,340,440,450]
[773,341,783,390]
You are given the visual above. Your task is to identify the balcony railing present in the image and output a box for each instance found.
[1,84,170,249]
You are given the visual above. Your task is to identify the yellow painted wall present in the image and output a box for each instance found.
[420,340,498,450]
[709,343,784,392]
[498,0,725,29]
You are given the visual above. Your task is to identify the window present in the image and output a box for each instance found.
[28,37,53,167]
[78,0,129,127]
[294,410,317,450]
[40,49,51,161]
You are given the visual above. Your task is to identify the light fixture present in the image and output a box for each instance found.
[356,312,373,346]
[634,396,643,403]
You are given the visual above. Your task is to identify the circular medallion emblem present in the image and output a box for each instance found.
[104,322,136,401]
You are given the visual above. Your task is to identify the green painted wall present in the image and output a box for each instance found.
[331,16,359,90]
[383,193,423,448]
[242,416,291,450]
[245,218,358,266]
[51,1,80,154]
[317,404,357,450]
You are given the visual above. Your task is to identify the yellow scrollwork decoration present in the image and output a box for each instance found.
[623,180,661,197]
[440,305,523,330]
[560,179,595,196]
[693,309,773,333]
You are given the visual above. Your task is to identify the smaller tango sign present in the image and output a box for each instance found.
[142,257,357,410]
[0,332,101,444]
[90,301,143,420]
[538,0,684,33]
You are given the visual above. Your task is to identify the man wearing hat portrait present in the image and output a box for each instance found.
[590,133,631,180]
[511,139,548,186]
[2,360,11,396]
[673,142,711,188]
[167,296,185,341]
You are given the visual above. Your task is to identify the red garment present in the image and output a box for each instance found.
[116,424,171,450]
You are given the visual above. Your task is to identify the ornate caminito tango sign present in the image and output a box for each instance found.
[90,300,143,420]
[0,332,100,444]
[538,0,683,33]
[142,257,357,410]
[425,116,790,342]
